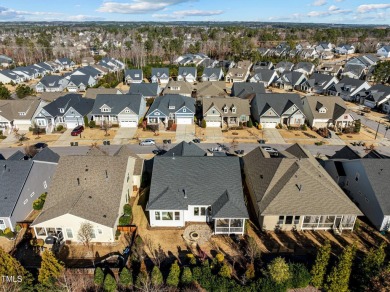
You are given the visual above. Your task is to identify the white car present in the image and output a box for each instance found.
[139,139,155,146]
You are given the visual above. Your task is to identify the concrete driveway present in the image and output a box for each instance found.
[0,130,28,147]
[263,129,286,144]
[204,128,223,142]
[52,129,74,146]
[112,127,137,145]
[176,124,195,142]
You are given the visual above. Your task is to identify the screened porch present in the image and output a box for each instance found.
[301,215,356,231]
[214,218,245,235]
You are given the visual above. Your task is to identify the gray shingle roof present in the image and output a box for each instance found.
[0,161,33,217]
[128,83,159,97]
[202,67,222,79]
[163,141,206,157]
[147,94,195,116]
[243,144,362,216]
[277,71,307,86]
[7,151,25,161]
[231,83,265,99]
[151,68,169,78]
[91,94,143,115]
[32,147,60,163]
[202,96,250,117]
[42,94,84,117]
[67,74,91,86]
[303,95,349,121]
[251,69,276,83]
[330,77,368,94]
[85,88,122,99]
[178,67,196,77]
[38,75,65,88]
[125,69,143,81]
[147,156,248,219]
[251,93,304,116]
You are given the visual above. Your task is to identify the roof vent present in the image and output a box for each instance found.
[77,178,80,186]
[172,153,175,160]
[183,189,187,199]
[260,174,263,179]
[89,196,92,199]
[103,215,106,218]
[296,184,303,192]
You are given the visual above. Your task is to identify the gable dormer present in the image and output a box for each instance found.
[223,105,228,113]
[231,105,237,114]
[100,104,111,113]
[59,108,65,113]
[319,107,327,113]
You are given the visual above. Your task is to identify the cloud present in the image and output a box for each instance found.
[334,0,344,2]
[357,4,390,13]
[308,5,351,17]
[0,6,61,20]
[66,15,105,21]
[312,0,327,6]
[97,0,193,14]
[153,9,223,19]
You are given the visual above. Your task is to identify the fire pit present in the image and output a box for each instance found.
[189,231,199,241]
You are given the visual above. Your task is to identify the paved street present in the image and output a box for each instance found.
[350,112,390,138]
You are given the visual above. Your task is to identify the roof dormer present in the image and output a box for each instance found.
[100,104,111,113]
[223,105,228,113]
[231,105,236,114]
[59,108,65,113]
[319,107,327,113]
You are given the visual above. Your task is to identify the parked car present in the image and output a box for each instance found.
[71,125,84,136]
[152,149,167,155]
[192,138,201,143]
[163,139,172,144]
[261,146,279,156]
[34,142,48,149]
[139,139,155,146]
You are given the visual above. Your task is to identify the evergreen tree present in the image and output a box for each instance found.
[151,265,163,286]
[135,260,148,288]
[0,83,11,100]
[358,242,386,289]
[267,257,291,285]
[325,244,356,292]
[218,264,232,279]
[166,260,180,287]
[181,266,193,285]
[201,119,207,128]
[38,250,64,287]
[119,267,133,288]
[289,263,311,288]
[245,263,256,281]
[94,267,104,286]
[83,115,89,127]
[367,264,390,291]
[15,84,34,99]
[103,273,117,292]
[311,240,331,288]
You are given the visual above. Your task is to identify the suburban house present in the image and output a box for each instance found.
[177,67,197,83]
[0,149,58,232]
[296,42,313,51]
[225,61,252,83]
[13,66,40,80]
[128,83,161,100]
[35,94,90,132]
[146,94,195,127]
[377,46,390,58]
[98,57,125,72]
[147,154,249,234]
[81,57,95,67]
[31,147,141,243]
[346,55,378,70]
[174,53,211,67]
[327,77,371,101]
[163,81,193,97]
[90,94,146,128]
[300,73,339,94]
[316,42,334,53]
[201,68,224,82]
[293,62,315,75]
[231,83,265,100]
[162,141,206,157]
[55,58,75,70]
[72,66,102,79]
[250,93,305,128]
[335,45,355,55]
[0,99,47,132]
[151,68,170,85]
[65,74,97,92]
[253,61,274,70]
[85,88,123,99]
[35,75,68,93]
[243,144,362,231]
[301,95,355,129]
[0,55,13,68]
[125,69,143,84]
[341,64,365,79]
[216,60,235,71]
[323,159,390,231]
[194,81,227,99]
[356,84,390,109]
[202,97,250,128]
[44,61,62,72]
[275,61,294,74]
[299,48,318,59]
[321,52,334,61]
[276,71,308,91]
[316,64,342,77]
[249,69,278,87]
[0,70,23,84]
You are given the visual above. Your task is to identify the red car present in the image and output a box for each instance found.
[71,125,84,136]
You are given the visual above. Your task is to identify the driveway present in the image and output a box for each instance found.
[204,128,223,142]
[175,124,195,142]
[263,129,286,144]
[52,129,74,146]
[326,130,346,146]
[0,130,28,147]
[112,128,137,145]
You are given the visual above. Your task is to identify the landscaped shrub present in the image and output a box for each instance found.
[94,267,104,286]
[267,257,291,284]
[103,273,117,292]
[218,264,232,279]
[245,263,256,281]
[151,266,163,286]
[33,193,47,210]
[247,119,253,128]
[115,230,121,240]
[201,119,207,128]
[123,204,132,216]
[300,124,307,131]
[14,224,22,233]
[181,266,193,285]
[56,125,64,132]
[89,120,96,128]
[83,116,89,128]
[119,267,133,288]
[215,253,224,263]
[187,253,197,265]
[289,263,311,289]
[118,216,130,226]
[166,260,180,287]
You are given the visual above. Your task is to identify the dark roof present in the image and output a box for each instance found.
[125,69,143,80]
[147,94,195,116]
[251,69,276,83]
[231,83,265,99]
[278,71,307,86]
[32,147,60,163]
[147,156,248,219]
[0,160,33,217]
[151,68,169,77]
[331,146,362,160]
[7,150,26,161]
[38,75,64,88]
[128,83,159,97]
[71,98,95,116]
[67,74,91,86]
[304,73,334,88]
[42,94,84,117]
[202,67,222,78]
[91,94,144,115]
[330,77,368,94]
[178,67,197,77]
[251,93,304,116]
[163,141,206,157]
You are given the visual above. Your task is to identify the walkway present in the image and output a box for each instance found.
[175,124,195,142]
[327,130,346,146]
[0,130,28,147]
[263,129,287,144]
[183,224,212,245]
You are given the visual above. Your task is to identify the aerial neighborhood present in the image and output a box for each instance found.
[0,20,390,292]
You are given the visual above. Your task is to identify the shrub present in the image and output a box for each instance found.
[215,253,224,263]
[315,141,323,146]
[187,253,197,265]
[56,125,64,132]
[94,267,104,286]
[218,264,232,279]
[103,273,117,292]
[151,266,163,286]
[247,119,253,128]
[118,216,129,226]
[201,119,207,128]
[166,260,180,287]
[14,224,22,233]
[123,204,132,216]
[83,116,89,128]
[3,227,12,235]
[258,123,262,130]
[0,230,3,236]
[289,263,311,289]
[251,278,287,292]
[33,193,47,210]
[354,119,361,133]
[300,124,307,131]
[115,230,121,240]
[181,266,193,285]
[89,120,96,128]
[119,267,133,288]
[245,263,256,281]
[267,257,291,284]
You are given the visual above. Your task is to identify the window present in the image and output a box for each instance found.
[183,108,186,112]
[224,107,228,113]
[30,192,35,197]
[43,181,47,189]
[102,107,111,112]
[155,112,160,115]
[294,216,300,225]
[149,118,158,123]
[59,108,65,113]
[18,112,26,116]
[66,228,73,239]
[135,74,140,77]
[355,172,359,182]
[285,216,293,225]
[194,207,206,216]
[91,229,96,239]
[0,219,5,230]
[24,199,28,205]
[97,229,103,235]
[232,107,236,114]
[125,109,130,113]
[278,216,284,225]
[200,207,206,216]
[36,227,46,236]
[212,110,216,114]
[169,106,175,109]
[162,212,173,220]
[194,207,199,216]
[175,212,180,220]
[155,212,161,220]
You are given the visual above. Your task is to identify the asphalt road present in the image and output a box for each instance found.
[351,112,390,138]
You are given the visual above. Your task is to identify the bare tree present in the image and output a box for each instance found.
[77,222,94,249]
[101,120,111,136]
[24,145,37,158]
[245,236,261,264]
[13,128,27,146]
[144,235,166,268]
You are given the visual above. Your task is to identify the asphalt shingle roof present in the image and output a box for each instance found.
[32,147,60,163]
[128,83,159,97]
[251,93,304,116]
[91,94,143,115]
[231,83,265,99]
[163,141,206,157]
[147,94,195,116]
[42,94,83,117]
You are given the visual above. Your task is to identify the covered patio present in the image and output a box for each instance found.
[301,215,357,231]
[214,218,245,235]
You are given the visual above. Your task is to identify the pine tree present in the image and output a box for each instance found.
[135,260,148,288]
[119,267,133,288]
[38,250,64,287]
[181,266,193,285]
[311,240,331,288]
[218,263,232,279]
[0,247,33,289]
[103,273,117,292]
[166,260,180,287]
[201,119,207,128]
[94,267,105,286]
[358,242,386,289]
[151,265,163,286]
[325,244,356,292]
[267,257,291,284]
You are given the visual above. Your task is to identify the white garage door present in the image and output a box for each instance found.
[261,122,277,129]
[66,122,79,129]
[176,118,192,125]
[120,120,137,127]
[207,121,221,127]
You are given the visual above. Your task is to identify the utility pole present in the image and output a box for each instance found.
[375,118,381,140]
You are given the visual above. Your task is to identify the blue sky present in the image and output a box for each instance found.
[0,0,390,24]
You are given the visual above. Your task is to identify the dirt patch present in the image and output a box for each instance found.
[79,127,118,140]
[24,132,61,144]
[135,128,176,141]
[279,129,321,139]
[337,128,381,141]
[116,83,130,93]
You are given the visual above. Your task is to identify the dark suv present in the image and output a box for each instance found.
[71,125,84,136]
